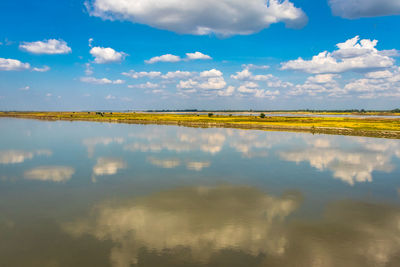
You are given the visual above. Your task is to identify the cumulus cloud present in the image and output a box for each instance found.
[128,82,160,89]
[237,81,280,99]
[231,68,273,81]
[122,70,161,79]
[80,76,124,84]
[145,52,211,64]
[90,46,127,64]
[161,71,193,79]
[200,69,223,78]
[19,39,71,54]
[32,66,50,72]
[218,85,235,96]
[0,58,30,71]
[145,54,181,64]
[281,36,395,74]
[24,166,75,182]
[329,0,400,19]
[86,0,308,36]
[185,52,212,60]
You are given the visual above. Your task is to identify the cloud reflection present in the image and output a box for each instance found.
[0,149,52,164]
[280,136,399,185]
[63,185,400,267]
[24,166,74,182]
[83,137,124,158]
[126,127,275,158]
[64,185,301,267]
[93,157,126,176]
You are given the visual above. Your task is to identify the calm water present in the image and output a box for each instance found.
[1,118,400,267]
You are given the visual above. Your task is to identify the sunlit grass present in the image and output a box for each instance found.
[1,111,400,138]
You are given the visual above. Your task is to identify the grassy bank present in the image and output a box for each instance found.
[1,111,400,139]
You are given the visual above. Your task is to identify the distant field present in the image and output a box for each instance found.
[1,111,400,139]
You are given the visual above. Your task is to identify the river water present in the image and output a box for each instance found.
[1,118,400,267]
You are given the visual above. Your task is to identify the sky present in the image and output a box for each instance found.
[1,0,400,111]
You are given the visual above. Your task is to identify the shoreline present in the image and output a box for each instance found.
[1,111,400,139]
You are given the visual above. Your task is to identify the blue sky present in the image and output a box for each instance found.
[1,0,400,110]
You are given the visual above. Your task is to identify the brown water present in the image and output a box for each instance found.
[1,118,400,267]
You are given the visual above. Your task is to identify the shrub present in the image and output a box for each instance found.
[260,113,265,118]
[208,113,213,117]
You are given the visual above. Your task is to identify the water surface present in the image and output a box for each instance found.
[1,118,400,267]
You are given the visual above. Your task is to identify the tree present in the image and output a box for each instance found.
[260,113,265,118]
[208,113,214,117]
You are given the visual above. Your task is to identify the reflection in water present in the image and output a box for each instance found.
[280,137,400,185]
[282,201,400,267]
[125,128,277,158]
[24,166,75,182]
[0,149,52,164]
[186,161,211,171]
[92,158,126,182]
[83,137,125,158]
[63,185,400,267]
[2,120,400,266]
[147,156,180,169]
[64,186,301,267]
[147,156,211,171]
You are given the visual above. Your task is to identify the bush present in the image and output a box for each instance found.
[208,113,214,117]
[260,113,265,118]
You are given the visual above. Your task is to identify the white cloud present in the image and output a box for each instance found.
[24,166,74,182]
[128,82,159,89]
[85,63,93,75]
[86,0,307,36]
[231,68,273,81]
[122,70,161,79]
[80,76,125,84]
[20,86,30,91]
[88,38,94,47]
[185,52,212,60]
[177,79,199,89]
[0,58,30,71]
[161,71,193,79]
[19,39,71,54]
[199,77,227,90]
[237,81,280,99]
[32,66,50,72]
[281,36,395,74]
[90,46,127,64]
[329,0,400,19]
[306,74,339,84]
[145,54,181,64]
[218,86,235,96]
[242,64,270,70]
[365,70,393,79]
[200,69,223,78]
